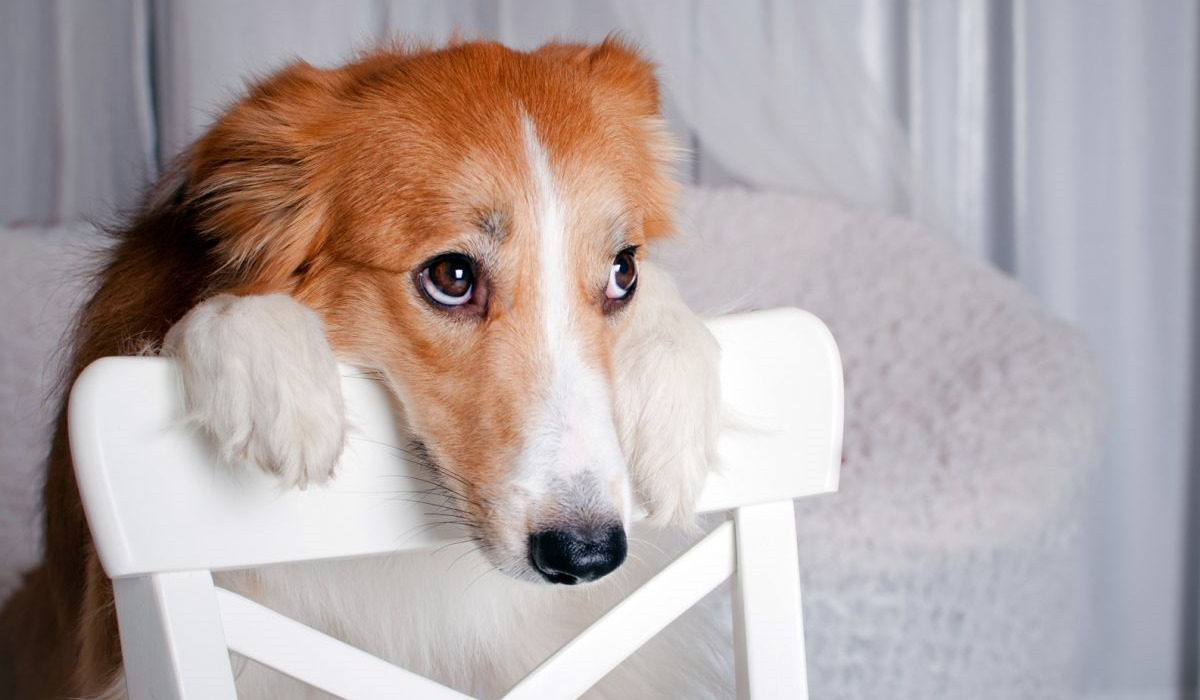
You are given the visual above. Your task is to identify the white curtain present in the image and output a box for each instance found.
[903,4,1198,696]
[612,0,915,213]
[0,0,155,224]
[0,1,1195,696]
[619,5,1199,692]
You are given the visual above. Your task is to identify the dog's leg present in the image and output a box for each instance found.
[163,293,346,488]
[614,260,721,528]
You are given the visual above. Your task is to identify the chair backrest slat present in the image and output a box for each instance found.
[71,308,842,579]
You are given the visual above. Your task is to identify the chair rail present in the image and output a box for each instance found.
[72,309,842,579]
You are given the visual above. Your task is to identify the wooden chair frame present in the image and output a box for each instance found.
[70,308,843,699]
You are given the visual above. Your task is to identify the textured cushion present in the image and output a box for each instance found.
[667,187,1101,563]
[666,188,1102,697]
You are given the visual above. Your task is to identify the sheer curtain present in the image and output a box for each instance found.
[889,5,1197,696]
[0,1,1195,696]
[0,0,155,224]
[622,4,1198,694]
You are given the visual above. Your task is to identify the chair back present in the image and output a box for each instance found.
[71,308,843,700]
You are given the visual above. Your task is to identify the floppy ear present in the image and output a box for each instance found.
[538,36,663,116]
[583,37,666,119]
[538,38,682,243]
[613,261,721,529]
[591,39,682,243]
[184,61,343,292]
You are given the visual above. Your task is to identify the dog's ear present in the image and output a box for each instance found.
[184,62,343,292]
[589,40,681,242]
[538,38,681,243]
[538,37,662,116]
[582,37,664,118]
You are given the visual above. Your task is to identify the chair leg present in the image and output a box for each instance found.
[113,572,239,700]
[732,501,809,700]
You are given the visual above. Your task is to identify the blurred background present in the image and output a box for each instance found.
[0,1,1195,698]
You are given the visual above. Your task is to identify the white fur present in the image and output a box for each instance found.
[162,293,347,489]
[614,261,722,528]
[516,116,631,519]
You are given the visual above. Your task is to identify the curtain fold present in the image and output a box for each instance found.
[869,3,1199,693]
[610,0,915,215]
[151,0,384,162]
[0,0,155,224]
[1014,3,1197,693]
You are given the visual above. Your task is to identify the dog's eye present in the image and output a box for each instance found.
[605,248,638,302]
[420,254,475,307]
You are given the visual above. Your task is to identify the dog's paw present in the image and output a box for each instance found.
[615,261,721,529]
[163,293,347,489]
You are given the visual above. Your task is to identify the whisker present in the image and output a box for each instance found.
[448,543,486,571]
[342,371,385,381]
[624,551,650,569]
[371,475,481,507]
[391,520,469,546]
[627,536,668,557]
[463,565,501,595]
[430,536,479,557]
[384,495,474,518]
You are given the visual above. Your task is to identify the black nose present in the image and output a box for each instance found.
[528,524,627,585]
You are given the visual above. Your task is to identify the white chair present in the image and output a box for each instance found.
[69,308,843,700]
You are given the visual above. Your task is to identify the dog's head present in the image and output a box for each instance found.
[184,40,680,584]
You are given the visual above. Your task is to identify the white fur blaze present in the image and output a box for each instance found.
[163,293,347,489]
[614,261,721,528]
[518,115,631,520]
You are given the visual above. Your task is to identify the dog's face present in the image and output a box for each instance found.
[186,41,679,584]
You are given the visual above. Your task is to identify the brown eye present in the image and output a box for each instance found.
[420,254,475,307]
[605,248,638,304]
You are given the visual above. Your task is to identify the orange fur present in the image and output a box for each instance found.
[0,38,679,698]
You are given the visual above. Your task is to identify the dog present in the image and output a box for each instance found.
[0,38,726,699]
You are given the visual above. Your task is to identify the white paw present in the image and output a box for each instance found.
[615,262,721,528]
[163,293,347,489]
